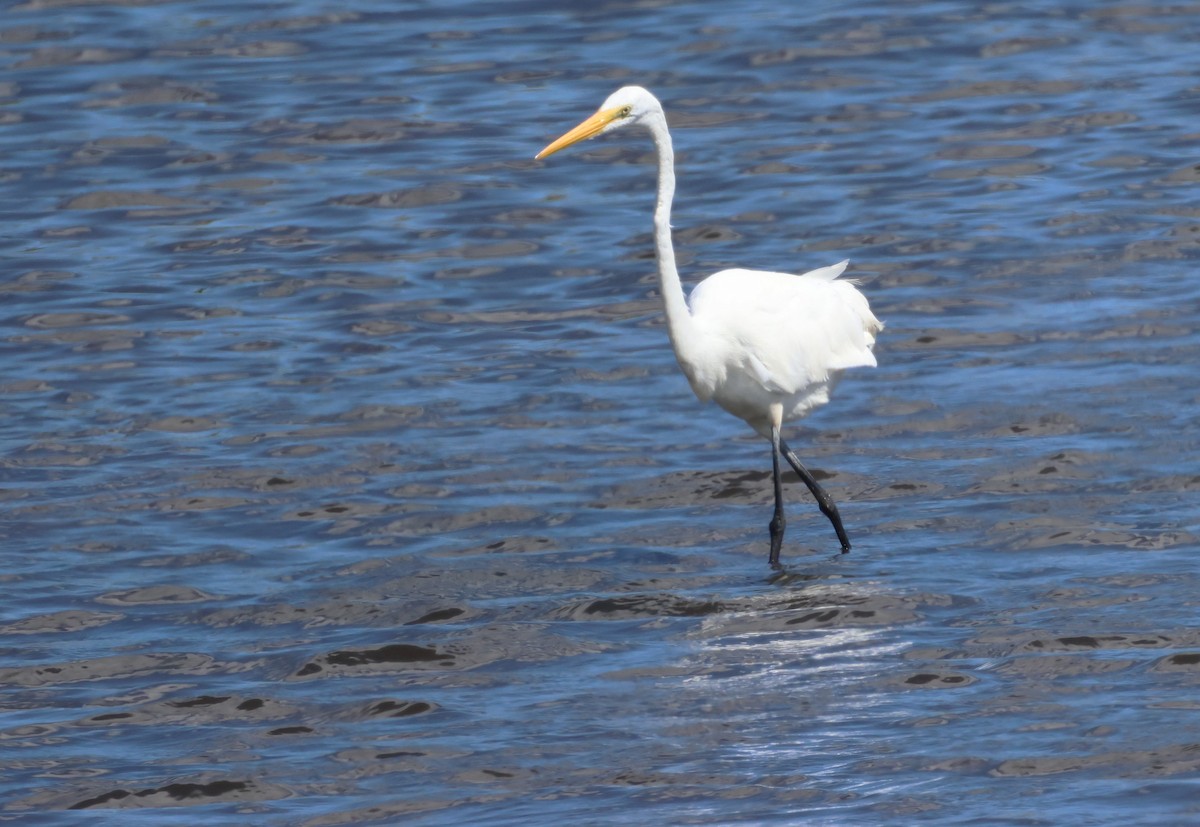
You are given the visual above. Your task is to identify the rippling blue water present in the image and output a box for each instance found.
[3,0,1200,823]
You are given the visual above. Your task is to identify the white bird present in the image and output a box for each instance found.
[536,86,882,568]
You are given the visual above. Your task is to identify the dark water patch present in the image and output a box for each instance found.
[1152,653,1200,673]
[0,653,242,688]
[8,440,125,468]
[1134,474,1200,494]
[241,11,363,32]
[154,38,306,60]
[995,655,1137,678]
[197,561,613,631]
[10,325,143,353]
[900,671,977,689]
[60,189,210,214]
[889,328,1027,349]
[749,36,932,65]
[965,450,1095,495]
[269,725,314,735]
[360,699,438,718]
[142,415,222,432]
[22,311,130,328]
[96,584,216,605]
[1,377,54,392]
[418,298,652,326]
[553,593,725,620]
[980,36,1074,59]
[279,118,431,145]
[152,495,255,513]
[294,653,446,679]
[295,798,458,826]
[405,607,467,625]
[330,184,462,209]
[293,624,612,680]
[988,628,1169,656]
[991,743,1200,779]
[0,610,123,635]
[73,694,298,729]
[986,518,1194,552]
[301,642,453,674]
[902,79,1083,102]
[373,504,547,538]
[674,224,741,244]
[933,143,1041,162]
[199,599,390,630]
[63,778,289,810]
[853,478,944,502]
[13,46,136,69]
[0,269,76,294]
[431,535,557,557]
[1160,163,1200,185]
[987,412,1082,438]
[84,79,219,108]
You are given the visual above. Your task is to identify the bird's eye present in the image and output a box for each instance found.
[619,105,632,118]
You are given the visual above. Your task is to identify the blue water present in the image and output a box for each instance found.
[3,0,1200,823]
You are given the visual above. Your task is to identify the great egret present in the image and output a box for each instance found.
[536,86,882,568]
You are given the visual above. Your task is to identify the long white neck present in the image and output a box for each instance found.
[646,115,699,361]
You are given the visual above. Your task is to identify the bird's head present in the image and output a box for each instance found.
[535,86,664,160]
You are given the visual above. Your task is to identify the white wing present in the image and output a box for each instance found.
[687,261,881,398]
[797,259,850,282]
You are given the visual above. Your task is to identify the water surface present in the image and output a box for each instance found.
[3,0,1200,824]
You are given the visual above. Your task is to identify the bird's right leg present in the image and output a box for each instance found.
[779,438,852,553]
[768,421,786,569]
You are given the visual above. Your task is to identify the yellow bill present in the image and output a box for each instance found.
[535,107,623,160]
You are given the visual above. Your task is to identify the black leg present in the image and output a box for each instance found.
[768,423,786,569]
[779,437,852,553]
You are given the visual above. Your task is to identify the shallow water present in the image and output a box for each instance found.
[3,0,1200,823]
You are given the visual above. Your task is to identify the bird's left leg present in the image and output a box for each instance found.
[768,419,786,569]
[779,438,852,553]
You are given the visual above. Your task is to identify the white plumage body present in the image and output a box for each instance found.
[680,260,881,438]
